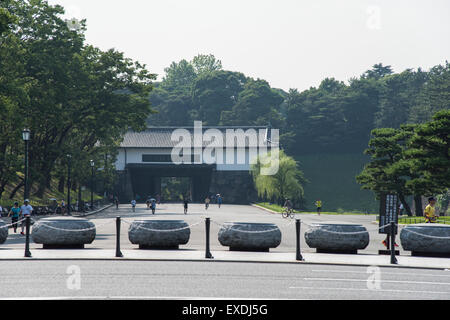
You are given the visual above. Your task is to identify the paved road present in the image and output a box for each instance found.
[0,203,402,254]
[0,260,449,299]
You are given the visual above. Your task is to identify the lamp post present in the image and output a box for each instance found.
[90,159,95,210]
[67,154,72,216]
[22,129,30,201]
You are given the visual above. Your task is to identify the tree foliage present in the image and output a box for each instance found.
[251,150,307,207]
[0,0,155,200]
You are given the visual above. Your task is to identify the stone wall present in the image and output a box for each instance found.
[209,170,257,204]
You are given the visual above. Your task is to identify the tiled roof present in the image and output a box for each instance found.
[120,126,271,148]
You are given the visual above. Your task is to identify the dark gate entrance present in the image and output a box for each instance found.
[125,163,214,203]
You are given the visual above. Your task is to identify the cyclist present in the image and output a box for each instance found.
[284,198,293,213]
[282,198,295,218]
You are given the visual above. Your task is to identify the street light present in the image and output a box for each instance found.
[22,129,30,201]
[67,154,72,216]
[90,159,95,210]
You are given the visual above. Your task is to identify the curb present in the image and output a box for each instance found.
[250,203,279,214]
[0,255,447,270]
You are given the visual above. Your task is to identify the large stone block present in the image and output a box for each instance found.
[0,220,7,244]
[305,223,369,253]
[218,222,281,252]
[400,223,450,257]
[32,217,96,248]
[128,220,190,249]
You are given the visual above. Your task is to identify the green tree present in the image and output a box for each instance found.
[406,110,450,199]
[251,150,307,207]
[191,54,222,75]
[191,70,247,125]
[220,79,284,126]
[356,126,416,216]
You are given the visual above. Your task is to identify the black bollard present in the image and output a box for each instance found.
[205,217,213,259]
[116,217,123,257]
[390,221,397,264]
[296,219,304,261]
[24,216,31,257]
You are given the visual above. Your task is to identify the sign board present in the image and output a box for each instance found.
[379,193,399,234]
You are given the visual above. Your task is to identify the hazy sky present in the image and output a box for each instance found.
[47,0,450,91]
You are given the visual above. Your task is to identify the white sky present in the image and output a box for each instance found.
[47,0,450,91]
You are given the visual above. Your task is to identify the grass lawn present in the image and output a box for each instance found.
[397,216,450,225]
[255,202,374,215]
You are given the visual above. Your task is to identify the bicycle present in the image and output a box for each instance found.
[282,207,295,219]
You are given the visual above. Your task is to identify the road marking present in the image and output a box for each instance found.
[302,278,450,286]
[289,286,450,295]
[310,269,450,278]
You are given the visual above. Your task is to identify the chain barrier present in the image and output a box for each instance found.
[122,218,203,232]
[0,217,28,229]
[401,228,450,240]
[27,218,114,232]
[211,220,293,233]
[301,221,393,235]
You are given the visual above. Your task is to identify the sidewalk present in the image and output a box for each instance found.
[0,248,449,270]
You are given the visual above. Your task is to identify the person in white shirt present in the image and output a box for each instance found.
[20,199,33,235]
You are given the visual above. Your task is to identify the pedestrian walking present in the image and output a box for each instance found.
[399,202,405,216]
[131,199,136,212]
[315,199,322,215]
[183,198,189,214]
[425,197,437,223]
[205,196,210,210]
[61,199,66,215]
[217,194,223,208]
[8,202,20,233]
[19,199,33,235]
[115,196,119,210]
[151,198,156,215]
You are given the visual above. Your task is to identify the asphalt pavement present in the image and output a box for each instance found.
[0,260,449,299]
[0,202,397,253]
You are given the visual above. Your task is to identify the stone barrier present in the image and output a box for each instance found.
[32,217,96,249]
[305,223,369,254]
[218,222,281,252]
[128,220,190,249]
[0,220,7,244]
[400,223,450,257]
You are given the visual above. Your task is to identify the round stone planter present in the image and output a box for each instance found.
[218,222,281,252]
[128,220,190,249]
[400,223,450,257]
[32,217,96,249]
[0,220,8,244]
[305,223,369,254]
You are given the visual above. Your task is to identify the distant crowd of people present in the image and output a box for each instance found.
[122,193,224,215]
